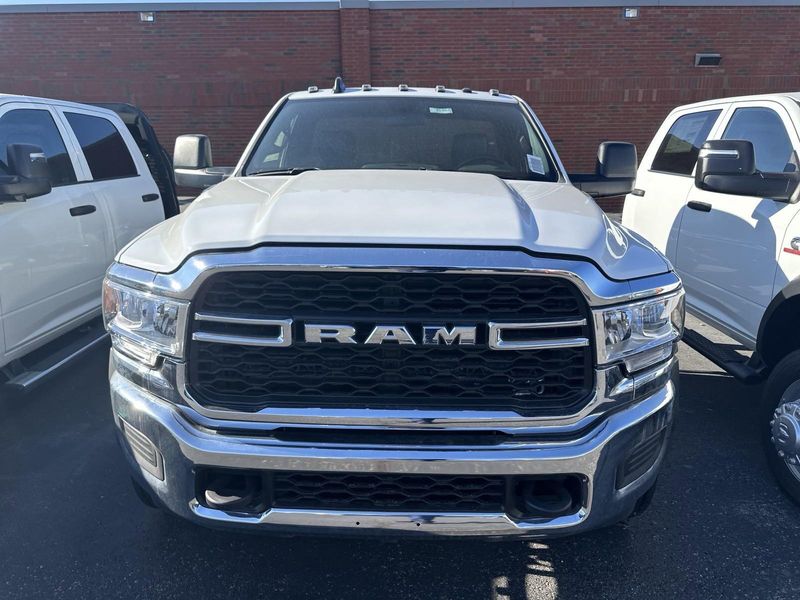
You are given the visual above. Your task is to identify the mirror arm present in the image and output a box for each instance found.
[0,196,27,204]
[174,166,233,190]
[570,173,635,198]
[0,175,51,203]
[699,171,800,203]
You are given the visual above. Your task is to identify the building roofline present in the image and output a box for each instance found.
[1,0,799,14]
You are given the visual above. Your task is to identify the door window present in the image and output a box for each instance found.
[65,112,138,180]
[722,107,796,173]
[651,110,721,176]
[0,108,77,186]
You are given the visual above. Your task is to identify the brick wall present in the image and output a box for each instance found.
[1,4,800,212]
[0,10,341,165]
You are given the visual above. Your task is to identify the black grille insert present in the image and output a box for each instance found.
[192,270,586,320]
[188,270,593,416]
[195,468,586,517]
[273,472,506,512]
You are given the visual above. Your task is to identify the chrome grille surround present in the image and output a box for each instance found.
[108,246,681,305]
[106,246,681,430]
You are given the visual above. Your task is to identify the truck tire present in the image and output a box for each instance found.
[762,349,800,505]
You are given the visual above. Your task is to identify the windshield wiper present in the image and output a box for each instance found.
[247,167,319,177]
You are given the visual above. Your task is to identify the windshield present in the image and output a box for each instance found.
[243,96,560,182]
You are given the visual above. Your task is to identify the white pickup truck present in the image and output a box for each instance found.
[104,81,683,538]
[0,95,175,390]
[623,92,800,504]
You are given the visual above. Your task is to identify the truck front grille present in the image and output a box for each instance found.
[186,270,593,416]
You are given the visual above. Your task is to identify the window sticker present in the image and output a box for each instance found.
[527,154,545,175]
[429,107,453,115]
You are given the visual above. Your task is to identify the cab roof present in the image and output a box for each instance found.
[0,93,120,117]
[287,85,519,103]
[674,91,800,111]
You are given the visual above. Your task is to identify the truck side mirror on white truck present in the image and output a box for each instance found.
[570,141,638,198]
[173,134,233,190]
[0,144,52,203]
[696,139,800,203]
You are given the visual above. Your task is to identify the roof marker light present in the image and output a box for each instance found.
[332,76,346,94]
[398,84,409,92]
[435,85,446,93]
[489,89,500,96]
[361,84,373,91]
[307,85,319,93]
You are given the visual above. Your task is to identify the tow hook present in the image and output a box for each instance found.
[203,473,260,511]
[771,401,800,465]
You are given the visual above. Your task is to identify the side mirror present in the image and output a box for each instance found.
[0,176,52,203]
[174,134,212,170]
[8,143,51,180]
[173,134,232,189]
[570,142,638,198]
[695,140,800,202]
[0,144,52,202]
[695,139,755,186]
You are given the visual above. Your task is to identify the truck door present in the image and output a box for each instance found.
[56,107,164,255]
[0,103,103,355]
[622,107,724,262]
[677,101,800,344]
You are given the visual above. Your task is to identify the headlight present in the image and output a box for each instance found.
[593,290,684,372]
[102,278,189,366]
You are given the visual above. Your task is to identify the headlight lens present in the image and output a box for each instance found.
[594,290,684,372]
[102,279,189,366]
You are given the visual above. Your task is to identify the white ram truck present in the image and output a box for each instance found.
[0,95,173,390]
[104,81,683,538]
[623,92,800,504]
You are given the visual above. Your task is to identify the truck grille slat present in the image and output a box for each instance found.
[187,270,593,416]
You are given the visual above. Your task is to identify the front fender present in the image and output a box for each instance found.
[757,278,800,368]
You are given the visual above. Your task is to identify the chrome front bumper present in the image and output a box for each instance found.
[110,351,678,538]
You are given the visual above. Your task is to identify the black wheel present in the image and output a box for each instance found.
[761,350,800,506]
[130,477,160,509]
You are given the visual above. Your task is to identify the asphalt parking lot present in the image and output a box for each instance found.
[2,320,800,600]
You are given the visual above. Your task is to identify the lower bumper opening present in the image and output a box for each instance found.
[195,468,586,520]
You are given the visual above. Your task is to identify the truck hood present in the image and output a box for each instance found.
[119,169,669,281]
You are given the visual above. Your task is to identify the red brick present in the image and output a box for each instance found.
[1,5,798,213]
